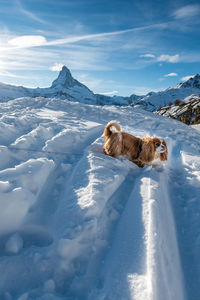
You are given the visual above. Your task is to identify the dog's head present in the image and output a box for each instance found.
[152,138,167,153]
[139,136,168,163]
[152,137,168,161]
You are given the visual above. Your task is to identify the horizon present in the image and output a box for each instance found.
[0,0,200,96]
[1,64,200,98]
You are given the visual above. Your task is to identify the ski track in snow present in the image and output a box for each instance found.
[0,97,200,299]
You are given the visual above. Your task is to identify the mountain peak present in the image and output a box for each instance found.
[51,65,77,89]
[179,73,200,89]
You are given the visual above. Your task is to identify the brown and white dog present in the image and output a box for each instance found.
[103,120,168,168]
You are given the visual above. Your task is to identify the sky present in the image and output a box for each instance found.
[0,0,200,96]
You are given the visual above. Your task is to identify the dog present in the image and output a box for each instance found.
[103,120,168,168]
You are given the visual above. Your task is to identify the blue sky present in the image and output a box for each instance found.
[0,0,200,96]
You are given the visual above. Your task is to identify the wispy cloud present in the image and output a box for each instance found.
[100,90,119,96]
[140,54,155,58]
[181,75,195,81]
[4,23,170,74]
[173,5,200,19]
[157,54,179,63]
[0,70,24,78]
[16,0,47,24]
[6,22,168,50]
[46,23,168,46]
[0,41,111,73]
[164,72,178,77]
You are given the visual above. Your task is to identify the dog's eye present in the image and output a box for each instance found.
[155,143,160,147]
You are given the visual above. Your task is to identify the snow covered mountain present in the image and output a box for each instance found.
[0,66,200,110]
[0,66,97,104]
[39,66,97,104]
[96,74,200,110]
[1,96,200,299]
[136,74,200,111]
[0,66,143,106]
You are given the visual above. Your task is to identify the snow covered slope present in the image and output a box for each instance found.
[0,97,200,299]
[0,82,30,102]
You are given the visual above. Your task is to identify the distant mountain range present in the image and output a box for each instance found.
[137,74,200,110]
[0,65,200,111]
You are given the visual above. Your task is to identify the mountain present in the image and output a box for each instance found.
[135,74,200,111]
[155,94,200,125]
[95,74,200,110]
[176,74,200,89]
[0,66,96,104]
[51,65,80,88]
[42,66,97,104]
[0,66,200,110]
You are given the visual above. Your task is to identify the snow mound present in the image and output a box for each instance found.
[0,96,200,299]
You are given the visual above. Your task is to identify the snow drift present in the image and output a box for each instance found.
[0,96,200,299]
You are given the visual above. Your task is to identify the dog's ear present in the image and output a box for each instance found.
[160,141,168,161]
[139,139,155,163]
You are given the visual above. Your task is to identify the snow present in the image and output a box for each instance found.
[0,96,200,299]
[192,124,200,131]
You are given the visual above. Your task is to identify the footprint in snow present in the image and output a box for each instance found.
[0,225,53,256]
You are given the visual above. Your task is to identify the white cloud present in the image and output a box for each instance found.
[140,54,155,58]
[173,5,200,19]
[100,90,119,96]
[8,35,47,48]
[164,72,178,77]
[6,25,162,51]
[49,63,64,72]
[157,54,180,63]
[181,75,195,81]
[5,22,168,53]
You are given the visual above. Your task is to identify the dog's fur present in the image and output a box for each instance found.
[103,120,168,168]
